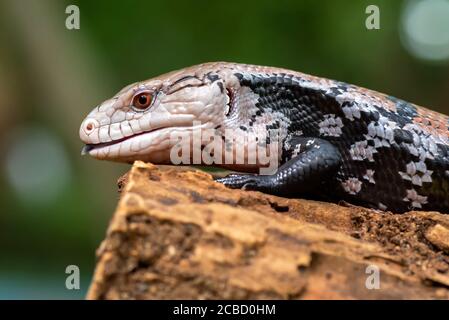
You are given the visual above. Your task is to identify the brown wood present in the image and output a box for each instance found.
[87,161,449,299]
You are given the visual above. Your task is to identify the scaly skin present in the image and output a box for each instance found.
[80,62,449,213]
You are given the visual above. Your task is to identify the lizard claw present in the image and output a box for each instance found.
[215,174,265,191]
[215,174,253,189]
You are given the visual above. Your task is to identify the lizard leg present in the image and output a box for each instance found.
[215,138,342,197]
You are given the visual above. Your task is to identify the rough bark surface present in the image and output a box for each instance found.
[87,161,449,300]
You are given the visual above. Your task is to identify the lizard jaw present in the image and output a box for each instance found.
[81,130,150,155]
[81,127,173,160]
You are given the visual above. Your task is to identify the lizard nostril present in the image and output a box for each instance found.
[84,119,98,134]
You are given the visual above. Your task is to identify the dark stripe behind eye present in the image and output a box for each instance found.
[168,75,204,94]
[171,75,199,86]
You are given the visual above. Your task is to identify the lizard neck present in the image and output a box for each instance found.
[220,70,348,156]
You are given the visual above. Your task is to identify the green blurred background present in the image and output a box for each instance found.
[0,0,448,299]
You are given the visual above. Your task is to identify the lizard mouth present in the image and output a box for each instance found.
[81,130,158,155]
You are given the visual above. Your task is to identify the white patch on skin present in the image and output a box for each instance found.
[283,131,303,152]
[306,139,315,146]
[319,114,344,137]
[341,177,362,195]
[335,91,381,121]
[401,123,446,161]
[349,140,377,162]
[403,189,428,209]
[333,86,398,117]
[292,144,302,158]
[398,161,433,186]
[284,140,291,151]
[407,162,417,175]
[342,104,361,121]
[297,78,335,93]
[365,116,397,145]
[350,115,401,162]
[363,169,376,184]
[378,202,387,210]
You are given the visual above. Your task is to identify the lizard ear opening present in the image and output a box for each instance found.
[225,88,234,116]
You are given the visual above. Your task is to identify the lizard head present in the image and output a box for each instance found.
[79,62,239,163]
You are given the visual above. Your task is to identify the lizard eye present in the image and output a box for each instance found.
[132,92,153,110]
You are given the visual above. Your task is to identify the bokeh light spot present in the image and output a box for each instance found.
[4,126,71,207]
[400,0,449,62]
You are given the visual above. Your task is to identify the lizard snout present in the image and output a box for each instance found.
[79,118,99,144]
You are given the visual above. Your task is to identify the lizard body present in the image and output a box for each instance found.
[80,62,449,213]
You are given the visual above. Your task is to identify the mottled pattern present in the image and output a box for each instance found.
[222,65,449,213]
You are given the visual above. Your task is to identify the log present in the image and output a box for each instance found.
[87,161,449,299]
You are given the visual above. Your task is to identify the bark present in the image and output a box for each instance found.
[87,161,449,299]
